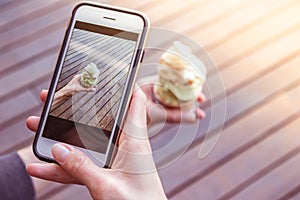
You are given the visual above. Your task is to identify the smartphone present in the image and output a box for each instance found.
[33,2,149,167]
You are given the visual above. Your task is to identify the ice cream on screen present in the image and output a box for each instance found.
[80,62,100,88]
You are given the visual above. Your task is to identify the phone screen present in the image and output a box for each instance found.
[42,21,138,154]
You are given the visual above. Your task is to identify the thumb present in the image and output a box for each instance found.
[51,143,103,186]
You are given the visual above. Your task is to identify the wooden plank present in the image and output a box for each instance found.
[101,94,122,130]
[191,0,297,48]
[290,194,300,200]
[208,0,300,68]
[163,0,252,32]
[231,150,300,199]
[108,0,160,11]
[0,0,44,25]
[152,0,211,25]
[43,185,91,200]
[32,77,52,99]
[211,27,300,99]
[0,0,72,33]
[0,91,40,126]
[283,189,300,200]
[0,29,63,75]
[0,0,16,10]
[137,0,251,65]
[0,2,74,51]
[0,120,34,155]
[173,116,300,200]
[159,78,300,196]
[0,99,44,155]
[95,80,125,128]
[138,0,196,23]
[0,50,57,98]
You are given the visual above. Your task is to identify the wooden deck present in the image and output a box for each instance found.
[1,0,300,199]
[50,28,134,131]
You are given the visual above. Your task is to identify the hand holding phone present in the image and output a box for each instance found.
[33,2,149,167]
[27,88,168,200]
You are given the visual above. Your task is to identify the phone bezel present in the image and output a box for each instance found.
[33,2,149,167]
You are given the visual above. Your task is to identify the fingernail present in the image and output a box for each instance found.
[199,110,206,119]
[52,144,70,162]
[184,111,197,122]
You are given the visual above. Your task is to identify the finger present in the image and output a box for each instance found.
[51,143,106,187]
[166,107,205,123]
[118,86,151,153]
[26,163,80,184]
[74,74,81,79]
[195,108,206,119]
[86,86,96,92]
[40,90,48,103]
[139,82,154,98]
[128,86,147,127]
[113,86,156,172]
[166,109,197,123]
[121,86,147,139]
[197,93,206,103]
[26,116,40,132]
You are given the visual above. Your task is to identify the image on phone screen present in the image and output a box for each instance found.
[43,21,138,154]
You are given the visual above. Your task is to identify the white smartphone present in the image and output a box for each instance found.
[33,2,149,167]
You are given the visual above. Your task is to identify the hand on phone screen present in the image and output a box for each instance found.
[52,74,96,107]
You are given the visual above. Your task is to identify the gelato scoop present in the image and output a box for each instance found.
[154,41,207,109]
[80,62,100,87]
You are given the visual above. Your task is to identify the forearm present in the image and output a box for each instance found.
[52,86,73,107]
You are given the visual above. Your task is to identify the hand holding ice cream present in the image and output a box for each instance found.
[52,71,97,107]
[139,78,206,124]
[80,62,100,88]
[154,41,207,110]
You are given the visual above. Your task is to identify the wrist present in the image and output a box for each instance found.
[60,85,74,97]
[55,86,73,101]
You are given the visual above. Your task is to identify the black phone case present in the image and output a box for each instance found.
[33,2,149,167]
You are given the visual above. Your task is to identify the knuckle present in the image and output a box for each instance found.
[168,113,180,122]
[68,155,87,176]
